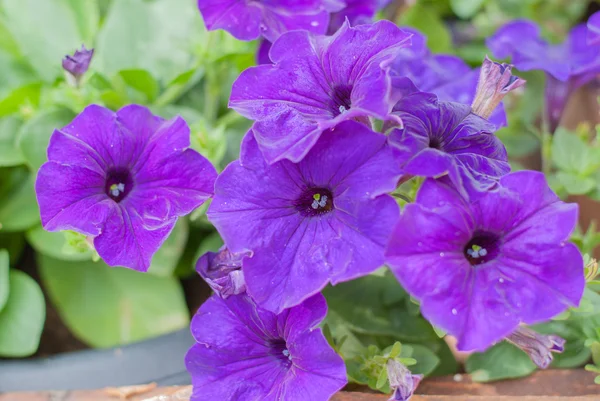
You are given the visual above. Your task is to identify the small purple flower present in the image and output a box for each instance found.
[230,20,411,163]
[185,293,347,401]
[62,45,94,82]
[197,0,330,42]
[36,105,217,272]
[391,29,507,128]
[388,91,510,195]
[208,122,401,313]
[506,326,565,369]
[387,359,422,401]
[588,11,600,45]
[196,247,247,298]
[487,20,600,132]
[385,171,585,351]
[471,56,526,119]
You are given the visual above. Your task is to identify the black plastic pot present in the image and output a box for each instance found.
[0,328,194,392]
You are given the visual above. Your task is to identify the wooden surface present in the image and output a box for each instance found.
[1,370,598,401]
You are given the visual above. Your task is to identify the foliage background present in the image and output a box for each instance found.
[0,0,599,386]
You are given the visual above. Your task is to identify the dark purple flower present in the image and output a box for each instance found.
[185,293,347,401]
[471,56,526,120]
[62,45,94,81]
[208,122,400,313]
[36,105,217,272]
[196,247,247,298]
[388,91,510,195]
[506,326,565,369]
[197,0,330,42]
[391,29,507,128]
[588,11,600,45]
[385,171,585,351]
[327,0,391,34]
[387,359,422,401]
[230,20,411,163]
[487,20,600,132]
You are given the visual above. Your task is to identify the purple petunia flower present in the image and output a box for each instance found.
[385,171,585,351]
[391,29,507,128]
[387,359,422,401]
[327,0,392,34]
[196,247,248,298]
[506,326,565,369]
[36,105,217,272]
[208,121,401,313]
[230,20,411,163]
[588,11,600,45]
[197,0,331,42]
[388,91,510,194]
[185,293,347,401]
[487,20,600,132]
[62,45,94,82]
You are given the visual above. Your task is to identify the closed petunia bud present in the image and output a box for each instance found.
[471,56,525,119]
[506,327,565,369]
[62,45,94,84]
[386,359,422,401]
[196,247,247,298]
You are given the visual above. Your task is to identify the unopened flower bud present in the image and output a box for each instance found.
[472,56,525,119]
[506,326,565,369]
[386,359,422,401]
[196,247,247,298]
[62,45,94,84]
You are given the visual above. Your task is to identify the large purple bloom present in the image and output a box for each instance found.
[389,91,510,194]
[386,171,585,351]
[391,28,507,128]
[197,0,331,42]
[487,20,600,132]
[186,293,347,401]
[230,20,411,163]
[36,105,217,272]
[208,121,401,313]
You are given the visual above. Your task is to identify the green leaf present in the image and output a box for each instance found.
[17,107,76,172]
[466,342,537,382]
[26,225,93,261]
[555,171,596,195]
[38,255,189,348]
[399,4,452,53]
[118,69,160,103]
[0,168,39,232]
[450,0,487,19]
[1,0,85,81]
[0,117,24,166]
[552,128,600,175]
[400,344,440,376]
[0,83,42,118]
[0,270,45,357]
[147,220,189,277]
[0,249,9,311]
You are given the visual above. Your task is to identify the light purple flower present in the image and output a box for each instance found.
[387,359,422,401]
[386,171,585,351]
[208,122,401,313]
[185,293,347,401]
[388,91,510,195]
[197,0,330,42]
[588,11,600,45]
[391,28,507,128]
[230,20,411,163]
[196,247,247,298]
[487,20,600,132]
[471,56,526,119]
[62,45,94,81]
[36,105,217,272]
[506,326,565,369]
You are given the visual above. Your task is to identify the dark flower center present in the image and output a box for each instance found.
[428,136,443,150]
[267,339,292,368]
[105,168,134,203]
[464,231,501,266]
[295,187,334,217]
[329,84,353,116]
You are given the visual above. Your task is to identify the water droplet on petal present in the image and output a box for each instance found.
[499,278,505,283]
[440,252,445,257]
[417,242,423,247]
[451,308,458,315]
